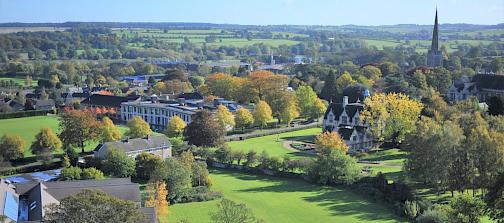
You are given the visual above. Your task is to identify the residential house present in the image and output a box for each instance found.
[323,95,374,153]
[94,135,172,159]
[0,178,157,223]
[34,99,55,111]
[448,74,504,103]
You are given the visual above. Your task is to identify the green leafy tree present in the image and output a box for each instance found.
[320,71,338,101]
[0,134,26,161]
[100,117,122,142]
[126,116,152,138]
[59,109,101,153]
[448,194,485,223]
[184,110,225,147]
[308,148,360,185]
[192,161,210,187]
[101,148,136,177]
[336,72,356,93]
[164,116,186,138]
[210,199,259,223]
[60,166,82,180]
[485,172,504,222]
[135,152,164,181]
[151,158,191,200]
[44,189,145,223]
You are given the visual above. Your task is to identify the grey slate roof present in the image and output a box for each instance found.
[15,178,141,203]
[96,135,171,154]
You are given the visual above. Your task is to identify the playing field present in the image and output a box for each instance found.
[166,169,406,223]
[0,116,128,156]
[0,77,37,87]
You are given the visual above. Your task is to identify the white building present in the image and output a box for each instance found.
[323,95,374,153]
[121,100,197,131]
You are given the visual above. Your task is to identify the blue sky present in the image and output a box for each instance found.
[0,0,502,25]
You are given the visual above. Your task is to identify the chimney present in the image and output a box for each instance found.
[343,96,348,106]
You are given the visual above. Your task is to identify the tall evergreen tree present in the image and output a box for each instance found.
[320,71,338,102]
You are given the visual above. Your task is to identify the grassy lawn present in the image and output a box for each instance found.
[0,77,37,87]
[0,116,128,156]
[227,128,320,158]
[166,169,407,223]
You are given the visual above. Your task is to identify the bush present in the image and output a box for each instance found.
[416,205,450,223]
[0,109,56,119]
[82,167,104,180]
[101,148,135,177]
[171,186,223,204]
[60,166,82,180]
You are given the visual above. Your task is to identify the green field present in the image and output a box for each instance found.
[167,169,406,223]
[0,116,128,156]
[0,77,37,87]
[362,38,500,53]
[227,128,320,158]
[114,28,300,47]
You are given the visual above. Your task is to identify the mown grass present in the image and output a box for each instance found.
[0,116,129,157]
[0,77,37,87]
[166,169,407,223]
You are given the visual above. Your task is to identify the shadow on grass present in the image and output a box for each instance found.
[211,168,406,222]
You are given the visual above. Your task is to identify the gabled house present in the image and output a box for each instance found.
[94,135,172,159]
[0,178,157,223]
[448,74,504,103]
[323,95,374,153]
[34,99,55,111]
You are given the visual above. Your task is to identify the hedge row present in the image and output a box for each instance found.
[0,109,57,119]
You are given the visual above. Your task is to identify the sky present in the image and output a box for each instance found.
[0,0,502,26]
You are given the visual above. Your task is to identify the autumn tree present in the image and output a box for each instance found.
[44,189,145,223]
[126,116,152,139]
[146,182,169,217]
[267,91,298,124]
[361,92,423,143]
[0,134,26,161]
[253,100,273,128]
[100,117,122,142]
[216,105,235,130]
[246,70,288,101]
[235,108,254,130]
[31,128,62,158]
[204,73,242,100]
[315,131,349,154]
[59,109,101,153]
[184,110,225,147]
[280,100,299,126]
[164,116,186,138]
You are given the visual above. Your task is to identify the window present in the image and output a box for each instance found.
[352,136,357,141]
[341,116,347,124]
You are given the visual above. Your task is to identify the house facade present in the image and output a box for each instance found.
[94,135,172,159]
[323,96,374,153]
[448,74,504,103]
[81,94,140,120]
[0,178,157,223]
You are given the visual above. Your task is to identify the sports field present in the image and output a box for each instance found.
[166,169,406,223]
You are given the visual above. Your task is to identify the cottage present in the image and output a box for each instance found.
[94,135,172,159]
[34,99,55,110]
[448,74,504,103]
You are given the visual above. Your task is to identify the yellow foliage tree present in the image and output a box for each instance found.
[126,116,152,139]
[164,116,186,138]
[235,107,254,130]
[336,71,356,92]
[100,117,123,142]
[216,105,235,130]
[361,92,423,142]
[315,131,349,154]
[253,100,273,128]
[156,181,169,216]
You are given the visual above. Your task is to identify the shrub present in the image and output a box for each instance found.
[60,166,82,180]
[416,205,450,223]
[82,167,104,180]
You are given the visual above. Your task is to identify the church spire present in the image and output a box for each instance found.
[431,8,439,51]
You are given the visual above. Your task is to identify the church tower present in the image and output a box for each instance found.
[427,9,443,67]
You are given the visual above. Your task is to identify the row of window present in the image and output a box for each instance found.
[327,114,360,125]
